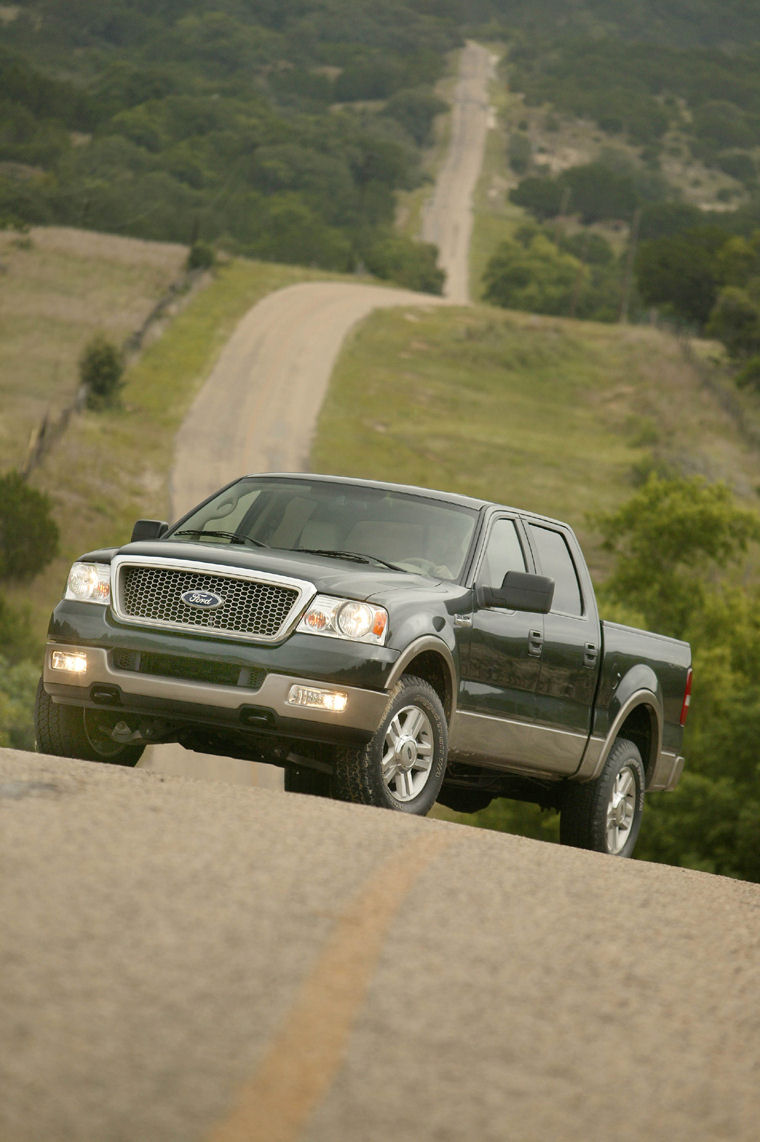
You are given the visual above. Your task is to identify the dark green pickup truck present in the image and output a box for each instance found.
[36,473,692,857]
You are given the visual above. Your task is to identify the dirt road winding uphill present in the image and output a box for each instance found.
[422,41,495,302]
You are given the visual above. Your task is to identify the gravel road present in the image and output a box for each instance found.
[2,751,758,1142]
[421,41,494,302]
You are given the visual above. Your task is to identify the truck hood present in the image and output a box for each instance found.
[107,539,447,603]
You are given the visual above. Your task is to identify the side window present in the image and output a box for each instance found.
[528,525,583,616]
[478,518,526,588]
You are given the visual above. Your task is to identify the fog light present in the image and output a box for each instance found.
[287,685,348,713]
[50,650,88,674]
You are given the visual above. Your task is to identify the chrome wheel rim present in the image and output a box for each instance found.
[606,765,637,853]
[382,704,434,803]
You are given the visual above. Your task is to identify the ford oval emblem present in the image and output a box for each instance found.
[181,589,224,609]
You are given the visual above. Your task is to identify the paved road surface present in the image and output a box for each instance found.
[2,751,759,1142]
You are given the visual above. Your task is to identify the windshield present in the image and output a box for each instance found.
[169,477,478,581]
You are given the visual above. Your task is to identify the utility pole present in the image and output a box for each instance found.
[620,206,642,323]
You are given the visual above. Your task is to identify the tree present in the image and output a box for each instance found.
[635,227,727,327]
[706,286,760,361]
[509,176,564,221]
[79,334,125,409]
[0,470,59,583]
[362,233,444,294]
[483,231,587,316]
[558,162,638,225]
[592,472,760,639]
[592,473,760,881]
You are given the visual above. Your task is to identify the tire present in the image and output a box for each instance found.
[284,764,333,798]
[34,678,144,767]
[335,675,448,815]
[560,737,645,857]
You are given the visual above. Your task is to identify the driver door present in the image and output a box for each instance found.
[451,516,544,768]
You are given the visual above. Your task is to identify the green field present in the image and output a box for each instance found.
[312,303,760,582]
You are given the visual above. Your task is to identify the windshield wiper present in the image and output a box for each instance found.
[297,548,403,571]
[173,529,268,548]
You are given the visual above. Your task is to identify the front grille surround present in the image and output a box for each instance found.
[110,555,315,644]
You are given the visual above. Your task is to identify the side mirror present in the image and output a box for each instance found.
[476,570,554,614]
[131,519,169,542]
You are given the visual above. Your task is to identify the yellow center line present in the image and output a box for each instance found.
[207,827,456,1142]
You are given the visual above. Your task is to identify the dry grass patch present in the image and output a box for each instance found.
[0,226,187,472]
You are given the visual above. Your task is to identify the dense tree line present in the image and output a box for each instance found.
[0,0,469,288]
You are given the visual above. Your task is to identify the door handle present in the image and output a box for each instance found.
[529,629,543,657]
[584,642,599,668]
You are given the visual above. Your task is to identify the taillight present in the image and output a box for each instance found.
[680,668,693,727]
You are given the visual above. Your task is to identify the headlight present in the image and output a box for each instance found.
[297,596,388,644]
[65,562,111,605]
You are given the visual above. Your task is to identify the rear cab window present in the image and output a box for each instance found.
[527,524,584,616]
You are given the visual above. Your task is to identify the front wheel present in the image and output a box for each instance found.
[34,679,144,767]
[560,737,645,857]
[335,675,448,814]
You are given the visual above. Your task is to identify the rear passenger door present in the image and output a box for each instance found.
[526,522,600,774]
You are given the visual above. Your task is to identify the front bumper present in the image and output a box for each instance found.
[43,593,399,746]
[43,643,390,745]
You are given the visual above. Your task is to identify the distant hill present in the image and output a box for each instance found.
[0,0,469,288]
[3,0,760,288]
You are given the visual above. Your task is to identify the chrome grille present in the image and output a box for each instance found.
[114,562,305,642]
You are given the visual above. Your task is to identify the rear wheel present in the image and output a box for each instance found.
[34,679,144,767]
[335,675,448,814]
[560,737,645,857]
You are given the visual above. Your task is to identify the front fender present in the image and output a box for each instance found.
[386,636,458,723]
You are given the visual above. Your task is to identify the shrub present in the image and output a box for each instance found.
[186,239,216,271]
[362,234,444,294]
[79,334,125,409]
[0,470,59,584]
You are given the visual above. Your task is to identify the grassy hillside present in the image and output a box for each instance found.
[311,303,760,579]
[0,233,331,650]
[0,226,187,473]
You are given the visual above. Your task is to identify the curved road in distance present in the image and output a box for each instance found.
[140,41,493,787]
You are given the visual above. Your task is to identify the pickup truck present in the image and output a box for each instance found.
[36,473,692,858]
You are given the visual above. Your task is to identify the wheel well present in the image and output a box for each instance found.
[402,651,453,721]
[616,703,658,783]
